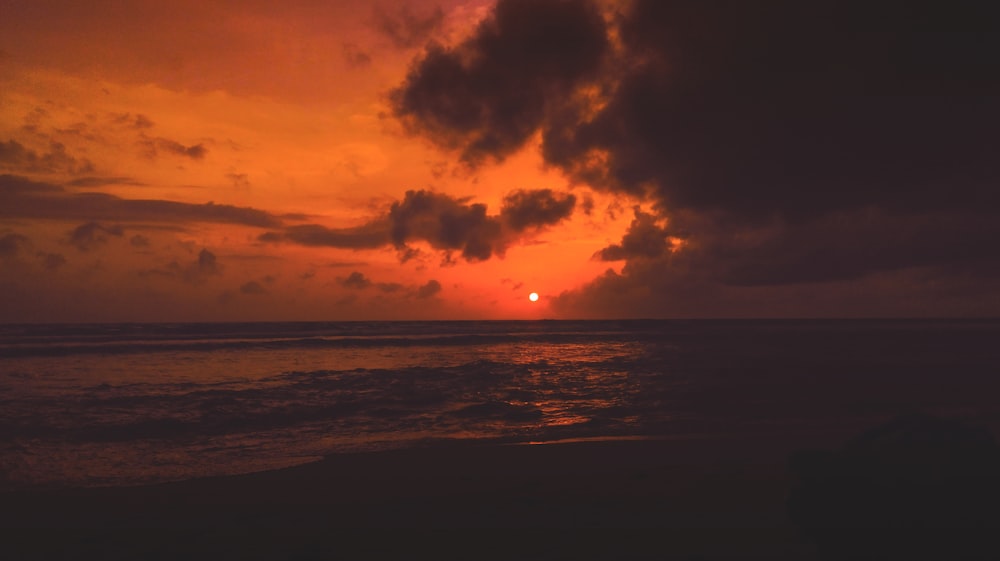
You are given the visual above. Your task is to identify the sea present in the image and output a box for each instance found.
[1,319,998,490]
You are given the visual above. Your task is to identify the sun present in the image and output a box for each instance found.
[528,292,539,302]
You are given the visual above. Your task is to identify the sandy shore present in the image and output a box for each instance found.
[1,435,826,560]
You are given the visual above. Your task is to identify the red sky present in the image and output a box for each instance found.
[2,0,998,321]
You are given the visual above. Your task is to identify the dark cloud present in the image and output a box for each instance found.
[67,222,124,251]
[416,279,442,299]
[555,208,1000,317]
[110,113,154,129]
[138,248,222,284]
[0,174,283,228]
[0,232,29,258]
[38,252,67,271]
[239,280,267,295]
[376,282,404,293]
[342,43,372,67]
[183,249,221,284]
[541,1,1000,220]
[139,136,207,160]
[373,5,444,49]
[387,190,499,261]
[260,223,388,249]
[595,208,672,261]
[130,234,150,247]
[261,188,576,263]
[390,0,609,164]
[713,211,1000,287]
[500,189,576,232]
[391,0,1000,315]
[0,139,95,174]
[339,271,373,290]
[67,176,143,187]
[226,173,249,190]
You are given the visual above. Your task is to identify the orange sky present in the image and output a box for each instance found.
[3,1,998,321]
[0,0,636,321]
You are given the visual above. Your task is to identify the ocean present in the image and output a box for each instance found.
[2,319,998,490]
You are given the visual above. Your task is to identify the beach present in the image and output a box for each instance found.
[3,435,821,560]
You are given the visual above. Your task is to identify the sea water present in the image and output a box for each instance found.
[2,319,998,489]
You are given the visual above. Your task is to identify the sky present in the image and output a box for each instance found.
[1,0,998,321]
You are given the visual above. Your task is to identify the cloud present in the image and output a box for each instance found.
[110,113,154,129]
[0,232,30,259]
[393,0,1000,218]
[390,0,609,164]
[239,280,267,295]
[546,1,1000,219]
[139,136,207,160]
[341,42,372,67]
[67,176,143,188]
[67,222,124,251]
[373,4,444,49]
[339,271,373,290]
[0,139,95,175]
[183,249,221,284]
[38,252,67,271]
[389,0,1000,315]
[376,282,404,293]
[416,279,442,299]
[500,189,576,232]
[387,190,500,261]
[260,223,388,249]
[226,173,250,190]
[261,188,576,263]
[0,174,283,228]
[595,208,673,261]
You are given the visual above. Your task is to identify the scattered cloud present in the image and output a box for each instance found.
[67,222,124,251]
[416,279,441,299]
[0,139,95,175]
[342,43,372,67]
[0,232,30,259]
[139,136,207,160]
[339,271,372,290]
[38,252,67,270]
[239,280,267,295]
[182,249,222,284]
[261,188,576,263]
[67,176,143,188]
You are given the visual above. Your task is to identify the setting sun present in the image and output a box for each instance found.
[529,292,539,302]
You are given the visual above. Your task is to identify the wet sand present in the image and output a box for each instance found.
[1,435,821,560]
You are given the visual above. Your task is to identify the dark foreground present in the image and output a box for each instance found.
[3,415,1000,560]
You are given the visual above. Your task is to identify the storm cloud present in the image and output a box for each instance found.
[392,0,1000,314]
[391,0,609,164]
